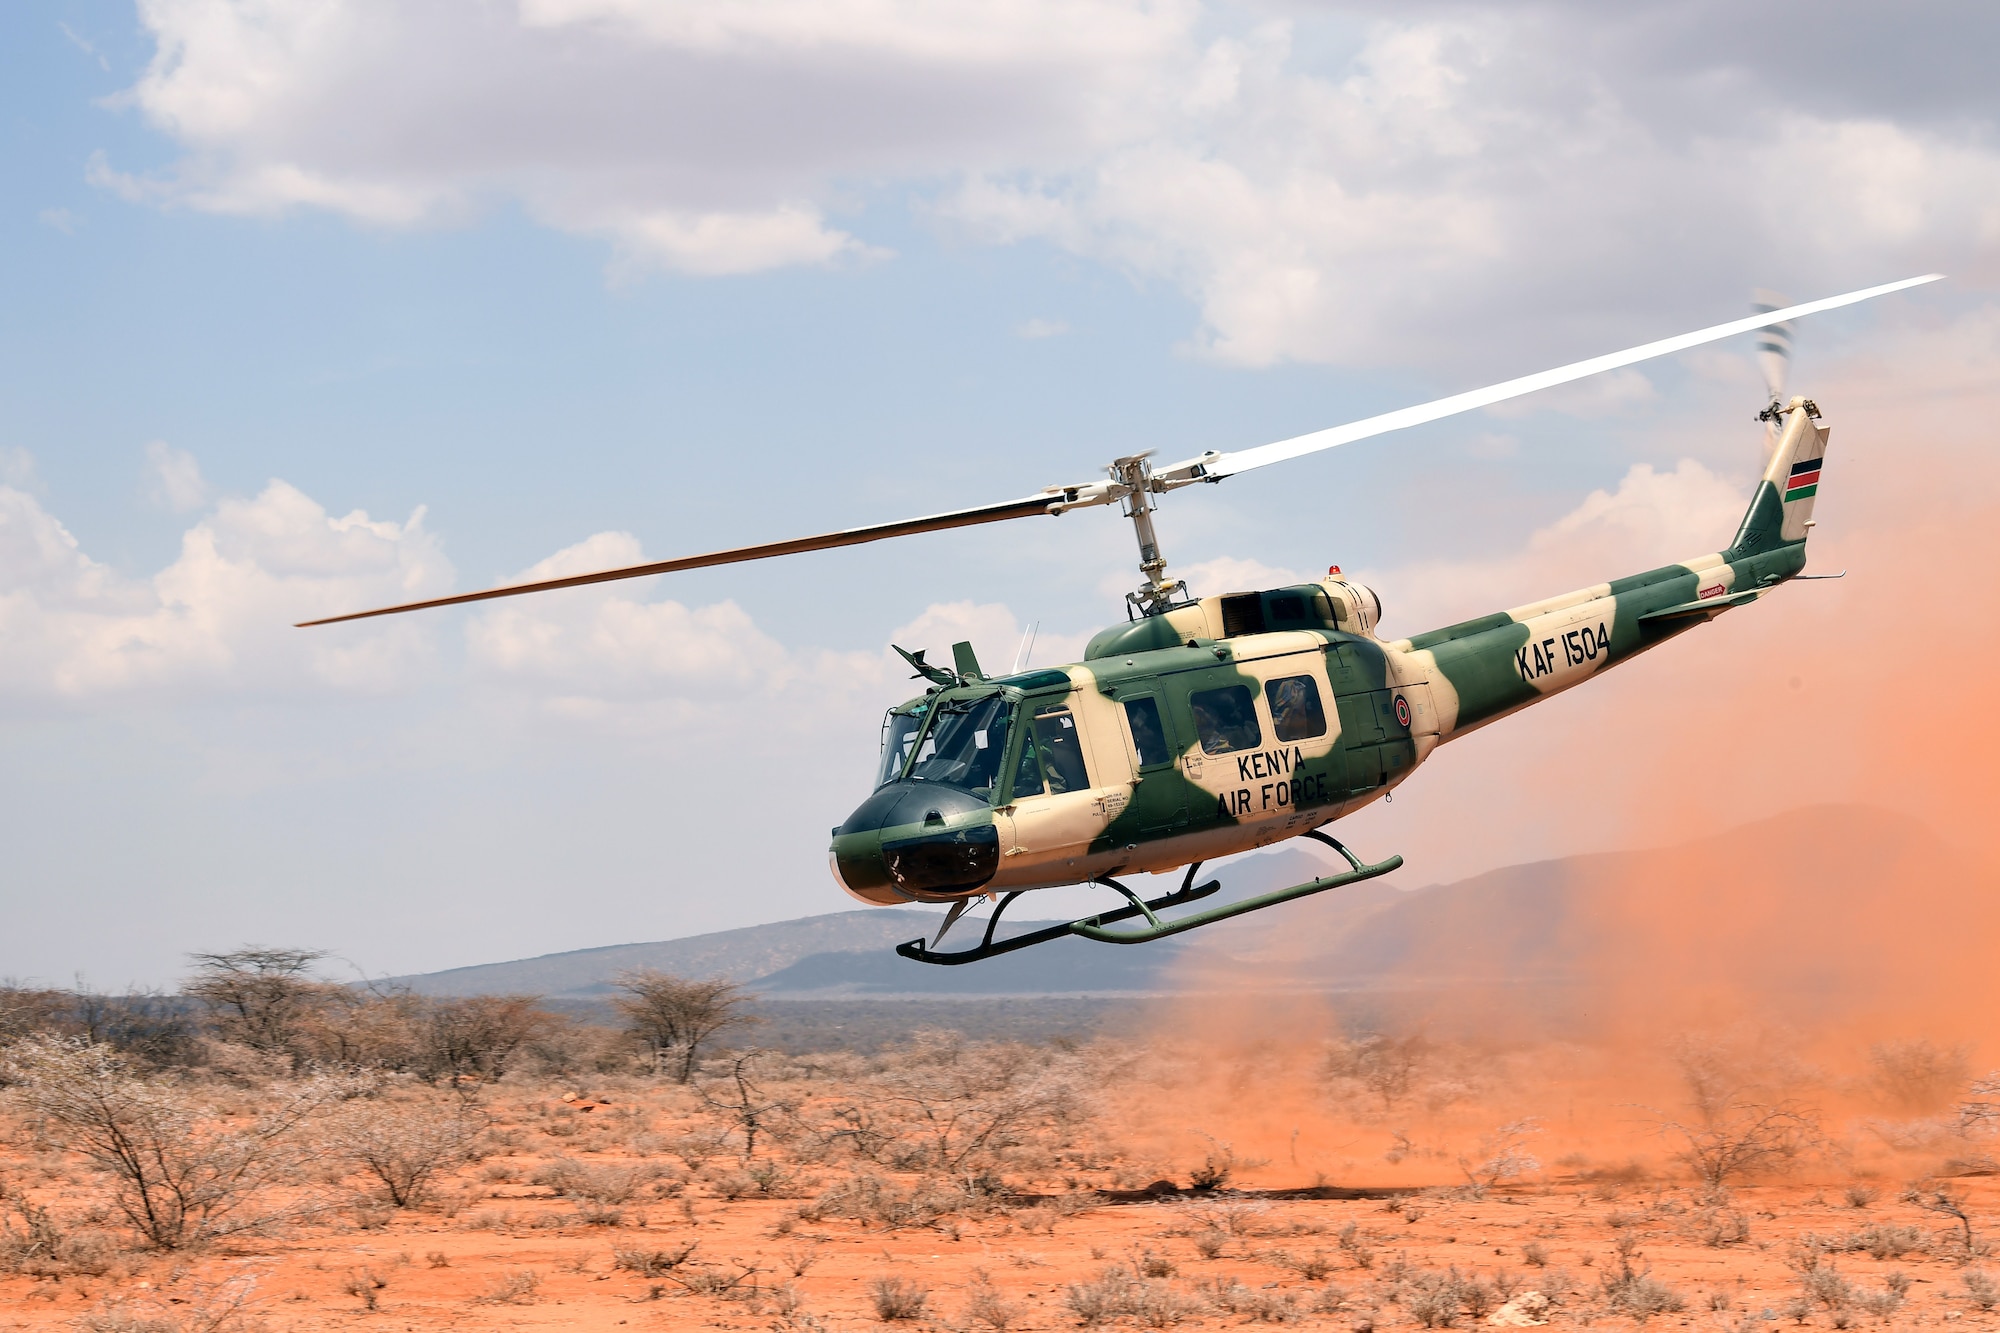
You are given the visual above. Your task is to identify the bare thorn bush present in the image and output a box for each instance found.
[1,1037,343,1249]
[1458,1118,1543,1195]
[1867,1039,1972,1113]
[1658,1099,1819,1187]
[323,1094,486,1208]
[1903,1182,1985,1262]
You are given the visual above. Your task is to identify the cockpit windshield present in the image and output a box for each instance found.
[904,694,1014,800]
[875,708,927,789]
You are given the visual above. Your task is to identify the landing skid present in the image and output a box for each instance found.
[894,830,1402,966]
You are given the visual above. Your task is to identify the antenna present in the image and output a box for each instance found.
[1010,622,1040,674]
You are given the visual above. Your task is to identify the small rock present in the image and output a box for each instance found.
[1487,1290,1550,1327]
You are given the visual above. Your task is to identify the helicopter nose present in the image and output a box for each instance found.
[828,783,999,904]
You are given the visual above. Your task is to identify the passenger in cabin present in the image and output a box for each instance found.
[1266,675,1328,742]
[1125,698,1168,767]
[1189,685,1261,754]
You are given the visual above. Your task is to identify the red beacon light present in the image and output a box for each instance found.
[1328,565,1342,577]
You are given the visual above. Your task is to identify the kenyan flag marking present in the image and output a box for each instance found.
[1785,455,1821,502]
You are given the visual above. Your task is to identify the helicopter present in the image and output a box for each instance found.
[301,274,1942,964]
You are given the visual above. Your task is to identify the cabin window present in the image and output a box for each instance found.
[875,709,926,787]
[1189,684,1262,755]
[1031,706,1091,795]
[1123,696,1172,769]
[905,696,1013,799]
[1009,730,1044,801]
[1265,674,1329,742]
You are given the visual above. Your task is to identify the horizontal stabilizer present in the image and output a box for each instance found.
[1638,590,1763,625]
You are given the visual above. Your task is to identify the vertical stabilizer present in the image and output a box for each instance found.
[1729,400,1829,558]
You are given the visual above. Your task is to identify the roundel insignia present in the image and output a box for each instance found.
[1394,695,1411,727]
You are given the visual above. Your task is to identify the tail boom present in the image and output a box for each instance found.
[1385,401,1826,742]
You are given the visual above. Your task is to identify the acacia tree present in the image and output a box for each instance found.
[611,971,758,1082]
[182,947,332,1067]
[411,995,554,1086]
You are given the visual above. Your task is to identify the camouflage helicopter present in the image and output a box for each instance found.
[303,275,1940,964]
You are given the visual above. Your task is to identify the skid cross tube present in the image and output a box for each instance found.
[895,862,1221,966]
[1070,831,1401,945]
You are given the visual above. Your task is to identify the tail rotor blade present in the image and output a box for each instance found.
[1752,288,1793,405]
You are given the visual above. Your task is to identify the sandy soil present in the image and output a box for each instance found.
[4,1080,1997,1333]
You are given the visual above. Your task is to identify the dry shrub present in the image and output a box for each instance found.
[1868,1039,1972,1113]
[1200,1276,1300,1324]
[534,1155,658,1205]
[807,1172,978,1230]
[1690,1208,1752,1248]
[1072,1266,1203,1327]
[340,1269,387,1311]
[1326,1032,1432,1110]
[74,1271,263,1333]
[964,1280,1025,1330]
[0,1187,120,1277]
[475,1269,541,1304]
[1660,1100,1818,1186]
[1458,1119,1542,1194]
[1,1037,344,1249]
[322,1094,486,1207]
[1598,1240,1684,1323]
[667,1262,761,1297]
[870,1275,929,1320]
[1965,1269,2000,1311]
[1902,1183,1984,1262]
[1395,1266,1492,1328]
[1958,1072,2000,1138]
[612,1242,697,1277]
[822,1030,1088,1174]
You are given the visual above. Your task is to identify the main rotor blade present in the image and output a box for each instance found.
[1169,274,1944,482]
[296,492,1058,627]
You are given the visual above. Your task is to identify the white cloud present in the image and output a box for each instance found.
[0,448,37,489]
[144,441,209,511]
[38,207,82,234]
[1015,317,1070,339]
[1366,458,1746,638]
[105,2,1998,352]
[1176,555,1314,598]
[0,476,450,701]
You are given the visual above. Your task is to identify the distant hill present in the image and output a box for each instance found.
[386,805,1964,1011]
[385,843,1395,998]
[386,909,951,996]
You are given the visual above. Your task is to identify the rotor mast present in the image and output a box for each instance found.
[1112,453,1184,617]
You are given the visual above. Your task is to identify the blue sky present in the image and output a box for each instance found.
[3,0,1993,987]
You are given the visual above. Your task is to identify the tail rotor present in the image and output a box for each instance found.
[1752,288,1794,462]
